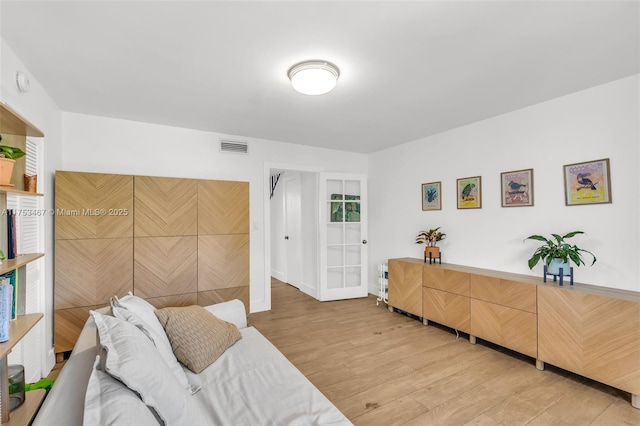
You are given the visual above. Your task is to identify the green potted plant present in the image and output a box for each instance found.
[416,227,446,258]
[0,138,26,187]
[524,231,596,275]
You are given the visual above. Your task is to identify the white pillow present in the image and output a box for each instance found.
[111,293,191,391]
[84,355,160,426]
[90,311,207,426]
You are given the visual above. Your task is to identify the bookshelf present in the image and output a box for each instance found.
[0,102,45,424]
[0,315,43,424]
[0,255,44,277]
[0,188,43,198]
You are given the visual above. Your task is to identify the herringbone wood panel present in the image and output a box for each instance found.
[144,292,198,309]
[423,287,470,332]
[134,236,198,298]
[55,171,133,239]
[423,266,470,296]
[470,275,536,313]
[55,172,250,356]
[134,175,198,237]
[54,305,101,353]
[198,180,249,235]
[55,238,133,309]
[388,259,422,316]
[198,234,249,291]
[198,288,250,314]
[470,298,537,358]
[538,286,640,395]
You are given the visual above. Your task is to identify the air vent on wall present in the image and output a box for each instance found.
[220,140,248,154]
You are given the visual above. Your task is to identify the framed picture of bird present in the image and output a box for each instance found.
[456,176,482,209]
[421,181,442,211]
[564,158,612,206]
[501,168,534,207]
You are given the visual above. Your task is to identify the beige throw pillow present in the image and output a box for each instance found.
[155,305,242,373]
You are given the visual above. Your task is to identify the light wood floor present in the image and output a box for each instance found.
[250,278,640,425]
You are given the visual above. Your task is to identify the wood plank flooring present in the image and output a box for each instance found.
[249,278,640,425]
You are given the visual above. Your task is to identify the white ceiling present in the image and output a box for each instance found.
[1,1,638,154]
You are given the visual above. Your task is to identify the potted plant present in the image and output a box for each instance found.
[524,231,596,275]
[0,139,26,187]
[416,227,446,258]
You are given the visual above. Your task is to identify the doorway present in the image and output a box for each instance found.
[270,170,318,299]
[266,166,368,308]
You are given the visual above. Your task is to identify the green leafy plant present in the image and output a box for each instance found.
[0,145,26,160]
[524,231,596,269]
[416,227,446,247]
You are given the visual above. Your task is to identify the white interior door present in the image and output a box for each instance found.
[284,176,303,289]
[319,173,368,301]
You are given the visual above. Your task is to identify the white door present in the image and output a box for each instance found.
[319,173,368,301]
[284,176,303,289]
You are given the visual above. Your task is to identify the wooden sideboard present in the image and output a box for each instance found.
[387,257,640,408]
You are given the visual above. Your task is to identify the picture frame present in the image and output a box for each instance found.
[456,176,482,209]
[421,181,442,211]
[563,158,612,206]
[501,168,534,207]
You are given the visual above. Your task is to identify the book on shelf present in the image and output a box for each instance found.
[7,209,16,260]
[0,270,17,320]
[0,277,13,342]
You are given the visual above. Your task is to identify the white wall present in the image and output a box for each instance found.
[369,75,640,292]
[1,39,63,376]
[60,112,368,312]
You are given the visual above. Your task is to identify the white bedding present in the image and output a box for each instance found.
[34,301,351,426]
[186,327,352,426]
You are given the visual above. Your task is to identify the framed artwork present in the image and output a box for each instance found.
[421,181,441,211]
[456,176,482,209]
[501,168,534,207]
[563,158,612,206]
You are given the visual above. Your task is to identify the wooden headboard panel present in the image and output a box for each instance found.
[54,171,249,357]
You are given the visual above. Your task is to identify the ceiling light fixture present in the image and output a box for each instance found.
[288,60,340,95]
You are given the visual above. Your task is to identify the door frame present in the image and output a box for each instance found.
[263,163,323,312]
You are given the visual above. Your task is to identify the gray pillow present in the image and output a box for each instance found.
[155,305,242,373]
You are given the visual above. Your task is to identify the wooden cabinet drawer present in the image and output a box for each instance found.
[470,274,536,313]
[538,285,640,395]
[55,238,133,309]
[55,306,100,354]
[470,298,537,358]
[422,287,470,333]
[388,259,422,317]
[423,266,469,296]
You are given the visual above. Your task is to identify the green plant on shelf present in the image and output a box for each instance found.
[524,231,596,269]
[0,145,26,160]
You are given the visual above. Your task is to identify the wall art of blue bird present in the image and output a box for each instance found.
[507,181,526,192]
[577,173,597,190]
[461,183,475,199]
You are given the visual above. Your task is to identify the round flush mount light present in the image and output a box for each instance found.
[287,60,340,95]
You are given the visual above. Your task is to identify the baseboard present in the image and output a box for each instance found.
[271,270,286,282]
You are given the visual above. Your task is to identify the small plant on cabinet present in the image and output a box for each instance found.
[416,227,446,259]
[524,231,596,275]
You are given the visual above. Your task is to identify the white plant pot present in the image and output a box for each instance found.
[548,258,571,276]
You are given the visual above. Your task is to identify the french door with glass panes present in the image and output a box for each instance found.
[319,173,368,301]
